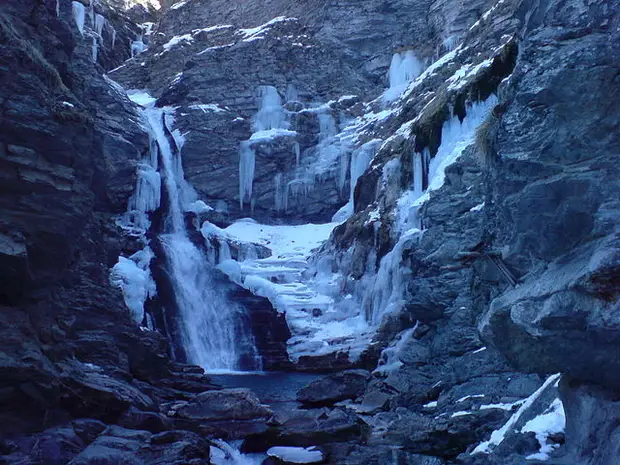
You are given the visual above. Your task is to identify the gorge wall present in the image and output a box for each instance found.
[0,0,618,464]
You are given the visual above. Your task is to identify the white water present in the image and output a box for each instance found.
[112,90,260,372]
[142,106,259,372]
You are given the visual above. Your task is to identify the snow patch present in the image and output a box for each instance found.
[266,447,323,464]
[472,374,561,455]
[163,34,194,51]
[522,398,565,461]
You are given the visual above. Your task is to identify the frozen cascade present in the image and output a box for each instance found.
[318,113,337,142]
[72,1,86,35]
[384,50,424,102]
[92,37,98,62]
[333,139,382,221]
[362,95,498,325]
[413,150,424,196]
[95,14,105,37]
[131,37,147,57]
[239,86,290,209]
[285,83,299,103]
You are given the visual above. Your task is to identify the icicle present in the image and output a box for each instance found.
[219,241,232,264]
[293,142,301,166]
[130,163,161,215]
[111,26,116,48]
[95,13,105,37]
[364,95,499,325]
[274,173,284,211]
[91,36,98,62]
[239,142,256,209]
[110,247,156,325]
[318,112,337,142]
[71,1,85,35]
[55,0,60,17]
[89,0,95,28]
[338,151,350,194]
[413,151,424,195]
[443,35,458,52]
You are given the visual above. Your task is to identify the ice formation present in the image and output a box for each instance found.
[253,86,288,132]
[210,440,265,465]
[239,86,292,209]
[266,447,323,464]
[71,1,86,35]
[384,50,424,102]
[472,374,561,455]
[110,248,156,324]
[239,142,256,209]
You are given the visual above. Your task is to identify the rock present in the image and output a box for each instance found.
[244,407,362,451]
[297,370,371,407]
[58,361,155,422]
[174,388,272,421]
[556,378,620,465]
[118,407,170,433]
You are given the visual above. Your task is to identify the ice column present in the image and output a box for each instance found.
[239,141,256,209]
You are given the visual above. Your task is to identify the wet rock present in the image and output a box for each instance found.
[297,370,371,407]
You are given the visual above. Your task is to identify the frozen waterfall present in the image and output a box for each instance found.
[384,50,424,102]
[239,85,290,209]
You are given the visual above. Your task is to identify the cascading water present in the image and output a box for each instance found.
[147,106,261,371]
[113,91,261,372]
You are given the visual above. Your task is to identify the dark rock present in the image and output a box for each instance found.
[173,388,272,421]
[297,370,371,407]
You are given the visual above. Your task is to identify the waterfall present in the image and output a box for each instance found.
[144,107,260,372]
[112,90,261,372]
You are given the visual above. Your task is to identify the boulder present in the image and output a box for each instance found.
[297,370,371,407]
[174,388,272,421]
